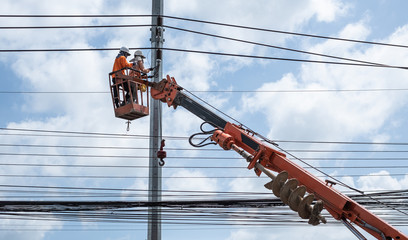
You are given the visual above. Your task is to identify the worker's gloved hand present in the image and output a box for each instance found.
[148,67,154,71]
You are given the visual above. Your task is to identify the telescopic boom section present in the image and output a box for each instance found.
[150,75,407,240]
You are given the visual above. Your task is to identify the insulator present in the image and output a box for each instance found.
[264,170,326,226]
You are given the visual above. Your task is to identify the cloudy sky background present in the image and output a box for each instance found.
[1,0,408,239]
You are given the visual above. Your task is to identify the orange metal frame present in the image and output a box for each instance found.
[109,68,150,121]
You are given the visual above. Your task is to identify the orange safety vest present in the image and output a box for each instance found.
[112,55,133,78]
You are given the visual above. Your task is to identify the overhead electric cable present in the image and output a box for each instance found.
[0,152,238,159]
[3,143,408,153]
[0,163,407,169]
[4,127,408,146]
[0,184,403,201]
[164,25,392,68]
[1,14,407,49]
[0,173,405,179]
[5,88,408,94]
[162,48,408,70]
[0,23,396,68]
[0,127,187,140]
[0,14,154,18]
[162,15,408,49]
[0,24,152,29]
[0,143,223,151]
[0,47,121,52]
[0,47,407,69]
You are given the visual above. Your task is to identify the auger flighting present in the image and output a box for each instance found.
[257,163,327,226]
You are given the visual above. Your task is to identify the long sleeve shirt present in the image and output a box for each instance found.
[112,55,133,78]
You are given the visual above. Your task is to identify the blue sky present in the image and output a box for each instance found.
[1,0,408,239]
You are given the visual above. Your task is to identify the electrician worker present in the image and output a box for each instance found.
[129,50,151,93]
[112,46,135,107]
[130,50,151,74]
[129,50,153,92]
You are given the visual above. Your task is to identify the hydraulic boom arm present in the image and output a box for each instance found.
[140,75,407,240]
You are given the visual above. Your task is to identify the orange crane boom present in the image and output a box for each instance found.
[109,72,408,240]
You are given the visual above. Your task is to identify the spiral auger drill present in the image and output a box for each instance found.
[208,127,327,225]
[256,163,327,226]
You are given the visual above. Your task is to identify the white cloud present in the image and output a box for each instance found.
[121,179,149,201]
[228,172,271,194]
[225,229,254,240]
[242,22,408,143]
[311,0,349,22]
[164,169,218,200]
[357,170,408,191]
[226,226,357,240]
[0,217,63,240]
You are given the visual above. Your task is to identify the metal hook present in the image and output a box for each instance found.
[157,139,166,167]
[158,158,165,167]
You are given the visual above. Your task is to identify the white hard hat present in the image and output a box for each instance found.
[119,46,130,55]
[134,50,145,58]
[130,50,146,62]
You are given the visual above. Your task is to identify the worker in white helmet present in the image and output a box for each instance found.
[112,46,133,77]
[129,50,151,93]
[112,46,135,107]
[130,50,151,74]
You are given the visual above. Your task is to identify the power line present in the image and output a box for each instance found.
[0,162,406,169]
[164,25,393,68]
[163,15,408,49]
[4,128,408,145]
[0,173,405,179]
[0,22,397,68]
[1,14,407,49]
[0,47,120,52]
[0,152,240,159]
[0,24,152,29]
[0,132,181,140]
[0,143,223,151]
[190,88,408,93]
[0,198,405,214]
[0,198,405,228]
[0,127,188,140]
[0,47,407,69]
[0,184,404,199]
[163,47,408,69]
[0,14,154,18]
[3,152,408,161]
[3,143,408,154]
[4,88,408,94]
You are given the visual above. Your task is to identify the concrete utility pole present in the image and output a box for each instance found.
[148,0,164,239]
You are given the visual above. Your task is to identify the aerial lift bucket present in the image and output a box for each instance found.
[109,68,149,121]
